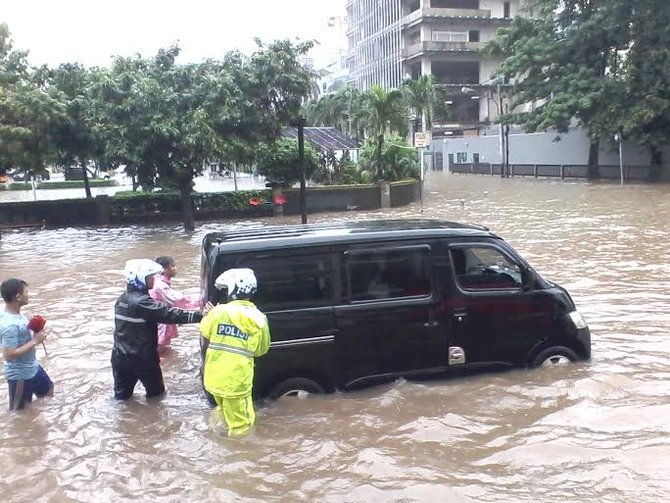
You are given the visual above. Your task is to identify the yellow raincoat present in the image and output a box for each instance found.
[200,299,270,398]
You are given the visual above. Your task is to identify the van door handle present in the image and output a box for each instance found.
[453,309,468,322]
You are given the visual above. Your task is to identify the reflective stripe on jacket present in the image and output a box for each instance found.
[200,300,270,398]
[113,286,203,366]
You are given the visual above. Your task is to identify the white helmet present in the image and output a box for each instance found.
[124,259,163,289]
[215,268,257,300]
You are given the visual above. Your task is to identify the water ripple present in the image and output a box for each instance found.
[1,173,669,502]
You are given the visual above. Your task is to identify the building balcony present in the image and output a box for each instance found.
[402,40,480,59]
[402,8,491,28]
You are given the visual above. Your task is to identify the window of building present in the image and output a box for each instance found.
[432,31,468,42]
[456,152,468,163]
[504,2,511,18]
[468,30,480,42]
[345,247,431,302]
[450,246,523,291]
[431,0,479,8]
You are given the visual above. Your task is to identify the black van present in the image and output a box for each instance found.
[200,220,591,400]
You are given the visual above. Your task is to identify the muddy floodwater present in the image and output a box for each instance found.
[1,172,669,502]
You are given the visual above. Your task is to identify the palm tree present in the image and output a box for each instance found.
[305,86,365,140]
[401,75,440,145]
[358,85,409,179]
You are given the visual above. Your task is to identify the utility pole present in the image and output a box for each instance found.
[615,132,624,186]
[297,116,307,224]
[498,84,506,178]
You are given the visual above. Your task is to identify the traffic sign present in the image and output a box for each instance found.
[414,132,427,148]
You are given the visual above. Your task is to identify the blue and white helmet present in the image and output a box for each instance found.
[214,268,257,300]
[124,259,163,289]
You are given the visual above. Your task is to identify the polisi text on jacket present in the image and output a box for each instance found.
[217,323,249,341]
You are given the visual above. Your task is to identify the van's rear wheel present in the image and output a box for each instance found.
[269,377,324,400]
[531,346,578,368]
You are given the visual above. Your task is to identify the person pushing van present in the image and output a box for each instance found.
[112,259,205,400]
[199,268,270,437]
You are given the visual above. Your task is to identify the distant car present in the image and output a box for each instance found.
[8,169,50,182]
[64,166,109,181]
[64,166,86,181]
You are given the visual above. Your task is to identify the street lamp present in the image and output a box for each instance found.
[297,116,307,223]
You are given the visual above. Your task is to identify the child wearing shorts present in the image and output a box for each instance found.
[0,278,53,411]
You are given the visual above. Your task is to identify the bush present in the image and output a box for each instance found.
[313,150,363,185]
[109,189,273,213]
[357,135,420,182]
[256,138,320,187]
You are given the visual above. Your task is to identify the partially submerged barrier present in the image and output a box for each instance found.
[0,181,421,230]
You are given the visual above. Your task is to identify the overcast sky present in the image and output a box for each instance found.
[2,0,346,68]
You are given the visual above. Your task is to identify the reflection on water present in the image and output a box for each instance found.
[1,173,669,502]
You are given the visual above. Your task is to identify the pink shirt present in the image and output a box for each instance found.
[149,274,200,349]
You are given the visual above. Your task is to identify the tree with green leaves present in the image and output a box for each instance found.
[87,55,150,191]
[357,86,409,179]
[483,0,632,178]
[604,0,670,179]
[85,39,314,230]
[305,86,364,140]
[401,75,441,145]
[48,62,104,198]
[256,137,319,187]
[0,24,64,179]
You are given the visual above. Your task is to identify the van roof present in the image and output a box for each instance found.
[204,219,496,252]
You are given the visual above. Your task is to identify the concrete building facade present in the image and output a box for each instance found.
[346,0,404,90]
[346,0,522,137]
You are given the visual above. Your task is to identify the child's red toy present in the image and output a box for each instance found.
[27,315,46,332]
[27,315,48,354]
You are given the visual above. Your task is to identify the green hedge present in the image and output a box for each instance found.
[109,189,273,216]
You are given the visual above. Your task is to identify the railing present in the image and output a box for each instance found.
[402,41,479,58]
[402,8,491,27]
[449,163,664,181]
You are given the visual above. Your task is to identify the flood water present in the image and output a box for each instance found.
[1,172,669,502]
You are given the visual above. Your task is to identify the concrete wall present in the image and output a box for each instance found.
[433,127,667,166]
[0,182,422,230]
[390,180,421,207]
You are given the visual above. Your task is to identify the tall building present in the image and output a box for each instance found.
[346,0,522,137]
[345,0,403,90]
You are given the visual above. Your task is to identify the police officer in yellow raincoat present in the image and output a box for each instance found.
[200,268,270,436]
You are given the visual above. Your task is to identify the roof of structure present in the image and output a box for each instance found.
[282,127,360,151]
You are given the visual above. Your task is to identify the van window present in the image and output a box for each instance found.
[232,254,333,311]
[450,246,522,290]
[346,247,431,302]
